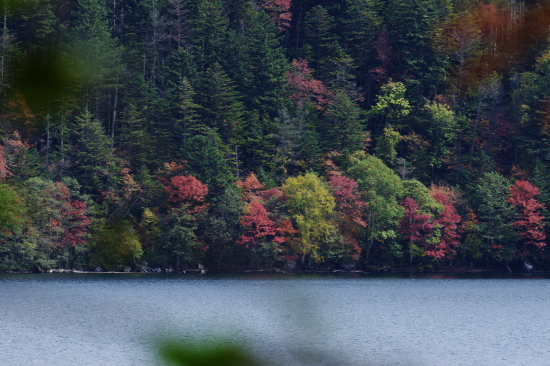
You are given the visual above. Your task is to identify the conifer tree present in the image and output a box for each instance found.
[244,9,289,120]
[470,172,519,267]
[321,91,365,154]
[181,134,235,200]
[174,77,201,145]
[64,110,118,197]
[191,0,229,70]
[197,63,244,145]
[71,0,122,120]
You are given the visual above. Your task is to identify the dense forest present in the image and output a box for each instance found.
[2,0,550,272]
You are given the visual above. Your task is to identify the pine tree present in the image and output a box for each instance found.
[64,110,119,197]
[191,0,229,70]
[321,91,365,154]
[383,0,449,100]
[181,134,235,200]
[197,63,244,145]
[244,9,289,120]
[71,0,123,120]
[174,77,201,145]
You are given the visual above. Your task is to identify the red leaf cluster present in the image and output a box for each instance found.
[328,175,367,260]
[166,175,209,214]
[329,175,367,228]
[237,172,265,202]
[287,59,333,109]
[400,197,434,244]
[49,182,91,248]
[509,180,546,255]
[258,0,292,31]
[429,187,462,259]
[238,201,284,248]
[0,146,10,180]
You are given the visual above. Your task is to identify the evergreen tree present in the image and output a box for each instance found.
[191,0,229,70]
[244,9,289,120]
[470,172,519,267]
[197,63,244,145]
[64,110,119,197]
[383,0,449,100]
[70,0,123,123]
[181,134,235,200]
[321,91,365,154]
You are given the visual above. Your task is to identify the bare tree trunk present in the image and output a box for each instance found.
[112,77,119,140]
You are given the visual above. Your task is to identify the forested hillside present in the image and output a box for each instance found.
[1,0,550,272]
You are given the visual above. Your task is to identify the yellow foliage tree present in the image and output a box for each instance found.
[283,172,336,263]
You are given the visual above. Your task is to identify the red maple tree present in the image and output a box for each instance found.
[257,0,292,31]
[400,198,435,264]
[49,183,91,249]
[165,175,209,214]
[237,172,265,202]
[429,185,462,259]
[509,180,546,256]
[400,198,434,242]
[238,201,285,248]
[329,174,367,260]
[287,59,333,109]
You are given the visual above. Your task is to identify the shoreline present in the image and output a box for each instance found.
[1,268,548,275]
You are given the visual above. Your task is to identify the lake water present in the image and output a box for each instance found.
[1,273,550,366]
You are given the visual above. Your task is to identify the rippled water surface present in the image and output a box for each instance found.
[1,273,550,365]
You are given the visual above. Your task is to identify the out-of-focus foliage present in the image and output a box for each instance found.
[158,341,259,366]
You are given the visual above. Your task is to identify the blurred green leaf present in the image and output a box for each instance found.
[159,341,260,366]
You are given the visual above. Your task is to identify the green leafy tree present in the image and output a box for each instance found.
[424,100,457,179]
[375,126,401,166]
[348,152,405,265]
[284,172,337,264]
[91,219,143,271]
[0,183,34,271]
[369,80,411,131]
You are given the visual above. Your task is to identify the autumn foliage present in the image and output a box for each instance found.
[238,201,285,248]
[287,59,333,109]
[165,175,209,214]
[257,0,292,30]
[429,185,462,259]
[329,175,367,260]
[509,180,547,256]
[49,182,91,249]
[237,172,265,202]
[400,198,434,248]
[0,147,10,180]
